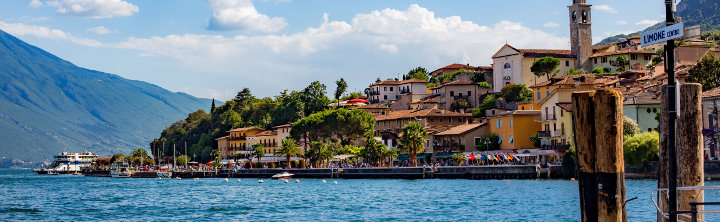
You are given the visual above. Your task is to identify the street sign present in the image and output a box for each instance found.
[641,22,684,47]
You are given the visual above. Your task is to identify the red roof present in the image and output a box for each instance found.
[347,98,369,104]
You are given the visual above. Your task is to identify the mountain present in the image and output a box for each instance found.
[0,29,211,165]
[596,0,720,46]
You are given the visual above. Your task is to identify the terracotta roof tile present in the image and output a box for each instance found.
[375,108,470,121]
[531,74,618,88]
[518,49,574,58]
[228,127,263,132]
[557,103,573,112]
[370,80,401,86]
[434,123,486,136]
[251,130,277,137]
[398,78,428,84]
[272,124,292,128]
[702,86,720,98]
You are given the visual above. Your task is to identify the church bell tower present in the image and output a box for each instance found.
[569,0,592,73]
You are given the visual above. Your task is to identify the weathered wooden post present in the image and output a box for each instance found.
[573,91,598,222]
[572,89,627,222]
[659,86,670,222]
[678,83,704,221]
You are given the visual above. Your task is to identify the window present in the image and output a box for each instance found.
[561,123,565,135]
[498,135,503,144]
[647,108,651,113]
[504,62,511,69]
[546,91,550,96]
[467,91,471,97]
[572,11,577,24]
[644,55,651,60]
[601,57,608,63]
[384,87,387,91]
[565,61,570,66]
[581,10,587,23]
[553,123,557,131]
[510,118,513,127]
[653,108,657,113]
[449,118,452,123]
[384,95,387,100]
[537,92,541,100]
[631,54,637,60]
[509,135,514,144]
[560,109,564,117]
[594,58,598,64]
[474,137,482,146]
[496,119,502,128]
[450,91,455,96]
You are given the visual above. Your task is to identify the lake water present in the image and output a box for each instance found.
[1,169,719,221]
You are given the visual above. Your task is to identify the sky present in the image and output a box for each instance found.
[0,0,670,100]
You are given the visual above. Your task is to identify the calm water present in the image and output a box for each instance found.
[1,169,719,221]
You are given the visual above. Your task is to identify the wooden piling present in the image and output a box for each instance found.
[659,86,670,222]
[573,91,598,222]
[572,89,627,222]
[677,83,704,221]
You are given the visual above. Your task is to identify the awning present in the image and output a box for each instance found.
[434,152,459,158]
[397,153,432,160]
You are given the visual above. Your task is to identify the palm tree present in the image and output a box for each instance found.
[252,143,264,164]
[276,138,303,169]
[399,121,427,167]
[382,147,398,167]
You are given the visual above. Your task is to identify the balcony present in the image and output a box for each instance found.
[538,131,551,138]
[229,136,247,141]
[433,145,465,153]
[553,130,564,137]
[368,90,380,96]
[400,88,411,94]
[369,99,380,104]
[541,114,557,121]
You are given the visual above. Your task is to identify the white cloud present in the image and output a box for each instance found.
[4,4,569,99]
[595,5,618,14]
[45,0,138,19]
[0,21,102,47]
[29,0,43,7]
[87,25,115,34]
[206,0,287,32]
[377,43,397,53]
[543,22,559,28]
[636,19,660,26]
[616,20,628,25]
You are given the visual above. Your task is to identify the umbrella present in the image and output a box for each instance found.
[206,161,213,165]
[468,153,476,160]
[347,98,369,104]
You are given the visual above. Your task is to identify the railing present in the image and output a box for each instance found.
[538,131,551,138]
[433,145,465,153]
[652,186,720,221]
[400,89,410,94]
[229,136,247,141]
[553,130,564,137]
[540,144,570,150]
[542,115,557,121]
[369,99,379,104]
[368,91,380,96]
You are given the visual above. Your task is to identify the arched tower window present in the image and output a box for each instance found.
[582,10,587,23]
[572,11,577,24]
[504,62,511,69]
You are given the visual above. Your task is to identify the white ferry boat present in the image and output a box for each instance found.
[34,152,98,174]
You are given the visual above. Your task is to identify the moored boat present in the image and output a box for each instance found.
[110,161,132,178]
[271,172,294,179]
[33,152,98,174]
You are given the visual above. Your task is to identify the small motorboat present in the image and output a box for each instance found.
[271,172,294,180]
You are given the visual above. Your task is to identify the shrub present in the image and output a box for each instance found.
[624,131,660,166]
[451,153,467,166]
[477,82,492,89]
[255,162,264,168]
[268,162,275,168]
[500,83,531,102]
[530,135,541,148]
[244,162,251,169]
[623,116,640,136]
[292,160,299,168]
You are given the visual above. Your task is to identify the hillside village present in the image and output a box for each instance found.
[193,0,720,167]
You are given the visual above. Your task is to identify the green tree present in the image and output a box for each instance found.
[473,95,497,118]
[334,78,348,105]
[361,137,385,166]
[530,56,560,81]
[382,147,398,167]
[276,138,303,169]
[591,67,604,74]
[176,155,190,165]
[252,143,265,163]
[477,82,492,89]
[131,148,149,158]
[478,133,500,151]
[623,131,660,165]
[398,121,427,167]
[687,52,720,91]
[500,83,532,102]
[235,88,254,106]
[110,153,125,164]
[623,116,640,136]
[566,67,584,75]
[451,153,467,166]
[300,81,331,116]
[615,55,628,72]
[404,67,429,81]
[211,98,216,113]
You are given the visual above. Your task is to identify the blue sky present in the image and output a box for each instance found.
[0,0,668,100]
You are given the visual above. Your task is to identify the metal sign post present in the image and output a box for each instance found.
[664,0,678,221]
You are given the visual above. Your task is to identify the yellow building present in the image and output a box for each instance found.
[227,127,263,153]
[247,130,279,154]
[215,136,230,158]
[487,110,541,150]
